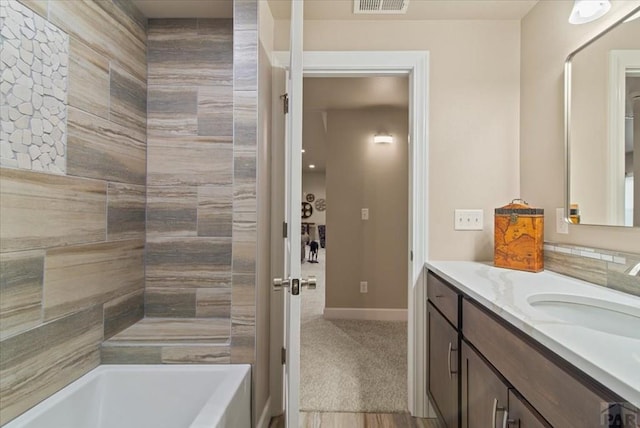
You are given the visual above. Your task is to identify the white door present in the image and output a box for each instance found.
[272,1,306,427]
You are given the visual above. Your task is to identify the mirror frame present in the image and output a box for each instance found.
[564,6,640,227]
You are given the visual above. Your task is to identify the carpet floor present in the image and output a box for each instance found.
[300,248,408,413]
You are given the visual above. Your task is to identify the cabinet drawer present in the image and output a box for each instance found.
[462,298,610,428]
[427,272,459,328]
[508,390,550,428]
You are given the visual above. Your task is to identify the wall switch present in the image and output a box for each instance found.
[556,208,569,234]
[361,208,369,220]
[360,281,368,293]
[454,209,483,230]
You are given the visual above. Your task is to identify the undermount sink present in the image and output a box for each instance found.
[526,293,640,340]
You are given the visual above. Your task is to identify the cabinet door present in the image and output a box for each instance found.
[461,341,509,428]
[507,390,550,428]
[428,303,459,428]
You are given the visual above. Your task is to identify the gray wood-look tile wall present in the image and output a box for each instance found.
[145,8,259,367]
[0,0,147,424]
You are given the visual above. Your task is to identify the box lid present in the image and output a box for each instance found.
[495,199,544,215]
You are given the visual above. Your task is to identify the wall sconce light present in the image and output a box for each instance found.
[568,0,611,24]
[373,134,394,144]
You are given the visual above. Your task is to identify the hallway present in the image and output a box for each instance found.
[300,248,409,413]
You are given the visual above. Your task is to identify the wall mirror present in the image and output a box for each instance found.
[565,7,640,227]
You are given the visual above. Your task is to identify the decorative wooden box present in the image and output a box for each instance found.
[494,199,544,273]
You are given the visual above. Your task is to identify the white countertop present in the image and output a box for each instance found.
[426,261,640,408]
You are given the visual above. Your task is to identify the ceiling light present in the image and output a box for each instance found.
[374,135,394,144]
[309,164,315,169]
[568,0,611,25]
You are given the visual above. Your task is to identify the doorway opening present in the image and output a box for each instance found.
[299,75,410,414]
[270,50,430,422]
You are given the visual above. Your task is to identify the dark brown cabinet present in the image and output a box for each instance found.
[428,302,459,428]
[461,341,549,428]
[426,269,636,428]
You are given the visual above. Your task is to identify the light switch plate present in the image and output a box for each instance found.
[360,281,368,293]
[556,208,569,234]
[454,209,483,230]
[361,208,369,220]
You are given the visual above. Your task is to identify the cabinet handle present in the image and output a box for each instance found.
[492,398,507,428]
[447,342,457,379]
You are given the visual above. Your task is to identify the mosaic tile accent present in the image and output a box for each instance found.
[544,242,640,297]
[0,0,69,174]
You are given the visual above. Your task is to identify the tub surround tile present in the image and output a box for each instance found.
[232,273,256,306]
[147,87,198,137]
[49,0,146,82]
[196,288,232,318]
[234,0,258,32]
[0,306,102,425]
[66,107,146,185]
[17,0,48,19]
[146,186,198,237]
[231,305,256,338]
[68,36,110,120]
[233,31,258,91]
[0,250,44,339]
[109,64,146,142]
[231,335,255,364]
[103,289,144,340]
[0,168,107,252]
[145,237,232,288]
[233,241,257,274]
[233,91,258,147]
[106,318,230,344]
[147,18,232,87]
[96,0,147,45]
[161,345,231,364]
[106,182,145,241]
[197,185,233,237]
[233,211,257,242]
[43,240,144,321]
[145,288,197,318]
[101,343,231,364]
[198,85,233,137]
[147,136,232,186]
[101,345,162,364]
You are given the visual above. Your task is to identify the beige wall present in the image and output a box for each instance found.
[302,171,326,227]
[325,108,408,309]
[521,0,640,251]
[0,0,146,423]
[275,19,521,261]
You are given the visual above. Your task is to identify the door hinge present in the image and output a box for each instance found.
[281,347,286,364]
[280,93,289,114]
[283,221,288,238]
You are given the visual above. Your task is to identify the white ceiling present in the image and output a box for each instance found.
[132,0,538,20]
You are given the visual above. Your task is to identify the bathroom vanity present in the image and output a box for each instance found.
[426,261,640,428]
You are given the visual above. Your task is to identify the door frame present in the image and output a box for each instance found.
[270,50,431,418]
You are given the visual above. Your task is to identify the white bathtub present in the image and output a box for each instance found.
[3,365,251,428]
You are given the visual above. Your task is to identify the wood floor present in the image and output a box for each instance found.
[269,412,440,428]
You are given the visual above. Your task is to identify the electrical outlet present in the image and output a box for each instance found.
[556,208,569,234]
[361,208,369,220]
[360,281,368,293]
[454,209,483,230]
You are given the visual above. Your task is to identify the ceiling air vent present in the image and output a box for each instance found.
[353,0,409,14]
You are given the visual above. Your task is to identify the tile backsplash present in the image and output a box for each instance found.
[544,242,640,297]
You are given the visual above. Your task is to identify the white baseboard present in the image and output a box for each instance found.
[323,307,408,321]
[257,397,272,428]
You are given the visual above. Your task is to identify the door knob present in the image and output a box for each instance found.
[301,276,317,290]
[273,278,290,291]
[273,277,316,291]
